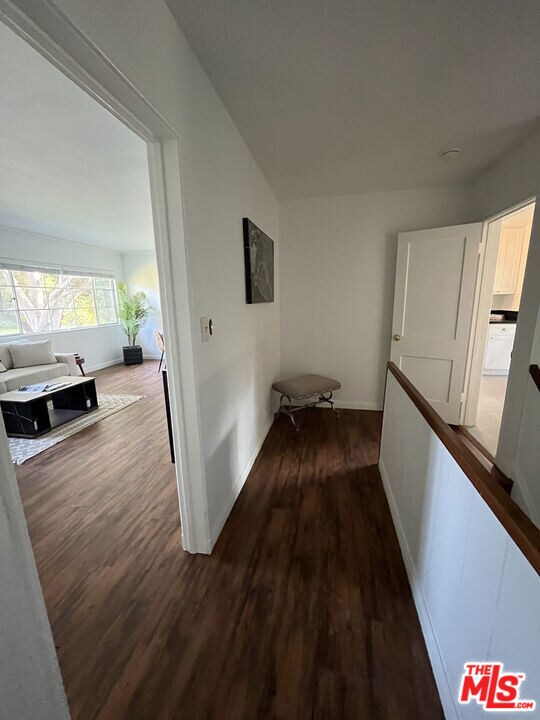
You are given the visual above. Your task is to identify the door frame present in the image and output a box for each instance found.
[0,0,210,553]
[462,197,536,427]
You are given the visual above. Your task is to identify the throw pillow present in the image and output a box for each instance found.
[9,339,57,368]
[0,360,6,373]
[0,343,13,370]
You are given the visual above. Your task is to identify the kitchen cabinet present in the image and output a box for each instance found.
[483,323,516,375]
[493,227,525,295]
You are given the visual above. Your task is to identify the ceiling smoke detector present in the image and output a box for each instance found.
[440,148,461,161]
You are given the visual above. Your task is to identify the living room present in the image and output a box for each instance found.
[0,20,164,373]
[0,19,168,379]
[0,17,176,526]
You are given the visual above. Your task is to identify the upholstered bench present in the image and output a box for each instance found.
[272,374,341,430]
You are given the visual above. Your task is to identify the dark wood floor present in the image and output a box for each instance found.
[16,362,443,720]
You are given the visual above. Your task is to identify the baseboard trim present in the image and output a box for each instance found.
[84,356,161,372]
[334,400,383,411]
[85,358,123,372]
[511,462,539,526]
[378,458,458,720]
[208,414,274,548]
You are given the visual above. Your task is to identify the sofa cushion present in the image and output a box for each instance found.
[54,352,78,376]
[1,363,68,392]
[9,339,57,368]
[0,343,13,370]
[0,360,6,373]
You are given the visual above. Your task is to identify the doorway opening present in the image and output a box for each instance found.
[463,200,536,456]
[0,11,189,637]
[0,1,208,549]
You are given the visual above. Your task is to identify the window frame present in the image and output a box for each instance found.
[0,265,119,338]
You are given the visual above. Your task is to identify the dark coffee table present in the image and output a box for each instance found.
[0,376,98,438]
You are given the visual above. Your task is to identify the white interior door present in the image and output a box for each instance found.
[391,223,482,423]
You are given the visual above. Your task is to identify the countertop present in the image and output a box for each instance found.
[489,310,518,325]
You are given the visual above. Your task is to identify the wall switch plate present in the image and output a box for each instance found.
[200,316,211,342]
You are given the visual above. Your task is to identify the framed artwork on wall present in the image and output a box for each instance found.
[243,218,274,304]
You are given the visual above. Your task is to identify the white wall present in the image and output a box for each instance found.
[45,0,281,543]
[512,305,540,524]
[279,188,473,408]
[472,128,540,519]
[122,251,163,358]
[0,225,125,370]
[379,371,540,720]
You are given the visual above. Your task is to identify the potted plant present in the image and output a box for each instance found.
[117,281,151,365]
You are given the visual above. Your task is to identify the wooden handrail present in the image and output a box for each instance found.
[386,361,540,576]
[530,364,540,392]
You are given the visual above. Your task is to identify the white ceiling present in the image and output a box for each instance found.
[0,22,154,252]
[167,0,540,200]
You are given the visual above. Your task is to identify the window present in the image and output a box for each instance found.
[0,266,118,336]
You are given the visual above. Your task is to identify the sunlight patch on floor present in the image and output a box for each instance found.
[469,375,508,456]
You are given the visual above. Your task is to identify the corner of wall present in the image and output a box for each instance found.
[208,410,274,548]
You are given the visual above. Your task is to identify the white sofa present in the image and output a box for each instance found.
[0,340,77,394]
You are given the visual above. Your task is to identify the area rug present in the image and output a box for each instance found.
[9,393,143,465]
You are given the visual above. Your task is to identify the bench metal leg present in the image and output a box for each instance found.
[319,391,340,417]
[275,394,299,431]
[275,391,339,430]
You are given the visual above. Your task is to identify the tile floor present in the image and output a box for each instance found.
[469,374,508,456]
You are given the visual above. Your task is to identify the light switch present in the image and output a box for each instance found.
[200,316,212,342]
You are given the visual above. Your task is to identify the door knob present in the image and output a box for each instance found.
[393,334,401,341]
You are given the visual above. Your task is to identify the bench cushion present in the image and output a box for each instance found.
[272,374,341,399]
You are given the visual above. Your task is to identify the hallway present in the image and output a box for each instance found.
[17,379,443,719]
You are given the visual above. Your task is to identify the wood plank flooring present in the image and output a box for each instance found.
[15,362,444,719]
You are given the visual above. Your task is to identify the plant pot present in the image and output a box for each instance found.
[123,345,143,365]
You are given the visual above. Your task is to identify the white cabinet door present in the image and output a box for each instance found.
[493,227,525,295]
[483,324,515,374]
[391,223,482,423]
